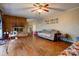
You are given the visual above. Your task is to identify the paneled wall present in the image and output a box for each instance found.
[2,15,27,32]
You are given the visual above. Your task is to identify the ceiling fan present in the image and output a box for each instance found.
[31,3,65,14]
[32,3,49,13]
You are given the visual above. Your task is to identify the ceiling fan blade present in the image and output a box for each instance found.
[44,4,49,7]
[33,3,40,7]
[42,9,49,12]
[47,7,65,11]
[33,4,38,7]
[32,9,39,12]
[36,3,40,5]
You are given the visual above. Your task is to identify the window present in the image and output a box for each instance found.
[0,15,2,39]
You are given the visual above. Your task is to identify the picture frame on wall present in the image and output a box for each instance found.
[45,18,58,24]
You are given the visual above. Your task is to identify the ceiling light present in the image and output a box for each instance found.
[37,9,43,13]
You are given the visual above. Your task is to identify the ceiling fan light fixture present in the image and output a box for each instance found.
[37,9,43,13]
[32,3,49,13]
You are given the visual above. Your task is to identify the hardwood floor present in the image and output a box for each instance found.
[1,35,72,56]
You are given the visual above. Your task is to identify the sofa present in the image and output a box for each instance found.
[37,29,57,40]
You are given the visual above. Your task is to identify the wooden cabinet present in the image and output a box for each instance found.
[2,15,27,32]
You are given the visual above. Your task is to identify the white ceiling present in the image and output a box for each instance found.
[0,3,79,20]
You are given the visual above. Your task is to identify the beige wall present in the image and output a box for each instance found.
[36,7,79,38]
